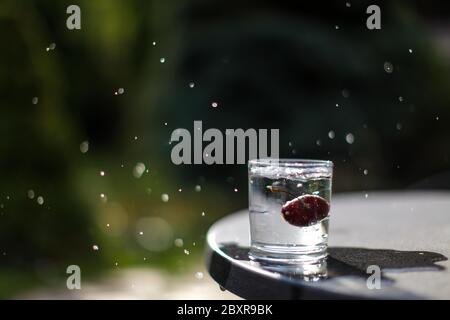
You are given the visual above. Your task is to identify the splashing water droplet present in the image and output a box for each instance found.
[46,43,56,52]
[37,196,44,205]
[328,130,335,139]
[345,133,355,144]
[195,272,204,279]
[161,193,169,202]
[384,62,394,73]
[80,141,89,153]
[31,97,39,105]
[133,163,146,178]
[174,238,184,247]
[100,193,107,203]
[27,190,35,199]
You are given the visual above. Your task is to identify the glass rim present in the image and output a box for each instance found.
[248,158,333,168]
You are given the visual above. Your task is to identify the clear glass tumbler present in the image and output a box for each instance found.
[248,159,333,264]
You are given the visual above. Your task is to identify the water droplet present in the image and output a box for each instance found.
[178,188,182,192]
[201,211,205,216]
[211,102,218,108]
[335,25,339,30]
[335,103,339,108]
[37,196,44,205]
[100,171,105,176]
[195,185,202,192]
[288,142,292,147]
[364,193,369,199]
[161,193,169,202]
[134,136,138,140]
[316,139,322,146]
[296,183,303,188]
[139,231,144,235]
[184,249,190,255]
[328,130,335,139]
[80,141,89,153]
[408,49,413,53]
[174,238,184,247]
[160,57,165,63]
[46,43,56,52]
[234,188,238,192]
[384,62,394,73]
[398,96,404,102]
[152,41,157,46]
[31,97,39,105]
[436,116,440,121]
[27,190,35,199]
[92,245,99,251]
[133,162,146,178]
[363,169,369,175]
[345,133,355,144]
[195,272,204,280]
[117,88,125,95]
[346,2,351,7]
[396,123,402,130]
[342,89,350,98]
[189,82,195,88]
[100,193,107,202]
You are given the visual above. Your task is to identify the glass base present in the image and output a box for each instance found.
[249,243,328,264]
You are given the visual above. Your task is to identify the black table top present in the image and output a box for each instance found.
[205,191,450,299]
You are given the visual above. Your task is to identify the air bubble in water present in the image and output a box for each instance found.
[363,169,369,175]
[328,131,335,139]
[211,102,218,108]
[195,185,201,192]
[160,57,165,63]
[189,82,195,88]
[31,97,39,105]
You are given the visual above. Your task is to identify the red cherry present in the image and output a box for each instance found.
[281,195,330,227]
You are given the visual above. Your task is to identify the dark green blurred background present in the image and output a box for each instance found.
[1,0,450,297]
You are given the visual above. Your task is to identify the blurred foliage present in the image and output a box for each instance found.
[1,0,450,297]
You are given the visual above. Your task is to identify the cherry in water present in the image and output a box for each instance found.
[281,195,330,227]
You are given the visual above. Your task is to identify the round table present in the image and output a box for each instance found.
[205,191,450,299]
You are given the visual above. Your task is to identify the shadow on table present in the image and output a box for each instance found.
[220,244,447,281]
